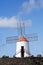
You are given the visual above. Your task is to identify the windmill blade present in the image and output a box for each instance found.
[26,33,38,42]
[6,36,18,44]
[17,22,25,36]
[17,21,32,36]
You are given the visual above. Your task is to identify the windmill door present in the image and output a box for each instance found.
[21,46,24,57]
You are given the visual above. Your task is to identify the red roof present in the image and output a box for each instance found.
[17,36,28,42]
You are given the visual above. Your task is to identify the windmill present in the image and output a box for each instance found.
[6,22,38,58]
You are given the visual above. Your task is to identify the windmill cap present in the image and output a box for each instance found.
[17,36,28,42]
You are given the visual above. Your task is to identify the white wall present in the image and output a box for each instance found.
[15,41,30,58]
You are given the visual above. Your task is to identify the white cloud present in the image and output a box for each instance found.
[0,0,43,27]
[0,0,35,27]
[0,16,32,27]
[20,0,43,14]
[0,16,18,27]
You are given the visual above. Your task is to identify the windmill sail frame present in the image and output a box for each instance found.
[6,22,38,43]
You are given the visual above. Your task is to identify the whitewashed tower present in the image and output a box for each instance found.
[15,36,30,58]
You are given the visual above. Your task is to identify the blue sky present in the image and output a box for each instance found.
[0,0,43,57]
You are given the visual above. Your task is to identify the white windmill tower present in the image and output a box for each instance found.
[15,36,30,57]
[6,22,38,58]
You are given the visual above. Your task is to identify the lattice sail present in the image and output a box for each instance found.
[6,22,38,43]
[17,22,25,36]
[6,36,18,43]
[26,33,38,42]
